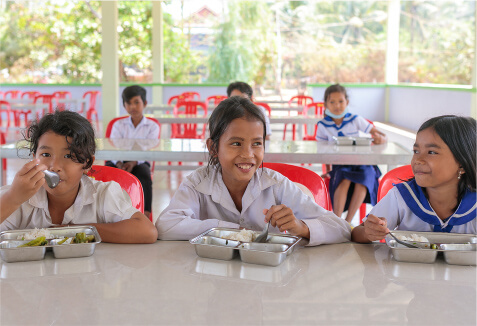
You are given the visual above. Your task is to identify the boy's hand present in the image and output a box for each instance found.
[8,159,47,205]
[263,205,310,239]
[121,161,137,173]
[363,214,389,241]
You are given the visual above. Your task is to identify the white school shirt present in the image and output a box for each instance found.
[156,166,351,246]
[109,116,160,165]
[367,187,476,234]
[0,175,139,231]
[315,113,373,141]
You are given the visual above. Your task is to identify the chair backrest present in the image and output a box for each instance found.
[378,165,414,201]
[206,95,227,107]
[181,91,200,101]
[34,94,57,113]
[253,102,272,117]
[21,91,41,100]
[0,101,12,128]
[87,165,145,215]
[4,90,22,100]
[171,101,207,138]
[105,116,161,138]
[288,95,314,107]
[262,162,332,210]
[167,95,187,106]
[82,91,101,111]
[302,102,325,140]
[52,91,72,99]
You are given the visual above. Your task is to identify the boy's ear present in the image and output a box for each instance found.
[144,99,147,107]
[84,155,95,174]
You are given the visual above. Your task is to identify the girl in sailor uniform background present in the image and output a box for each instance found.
[352,115,476,243]
[315,84,387,223]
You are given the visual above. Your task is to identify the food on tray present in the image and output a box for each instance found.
[73,232,95,243]
[394,233,439,249]
[57,237,73,245]
[222,229,256,242]
[17,228,53,240]
[17,236,48,247]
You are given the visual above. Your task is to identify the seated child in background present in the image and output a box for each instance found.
[352,115,476,243]
[156,96,351,245]
[106,85,160,218]
[316,84,386,223]
[0,110,157,243]
[226,81,272,140]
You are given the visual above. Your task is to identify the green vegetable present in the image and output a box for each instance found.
[73,233,95,243]
[18,236,47,247]
[58,237,69,245]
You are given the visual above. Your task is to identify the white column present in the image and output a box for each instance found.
[152,1,164,105]
[101,1,119,134]
[384,0,400,122]
[471,6,477,119]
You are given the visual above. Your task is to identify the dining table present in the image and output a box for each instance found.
[1,240,474,325]
[0,139,412,185]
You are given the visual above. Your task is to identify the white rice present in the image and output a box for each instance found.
[17,228,54,240]
[223,229,256,242]
[396,233,429,243]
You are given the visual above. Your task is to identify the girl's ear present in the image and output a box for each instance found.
[206,139,217,156]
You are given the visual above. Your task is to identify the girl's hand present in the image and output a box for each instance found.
[363,214,389,241]
[263,205,310,239]
[370,128,386,145]
[121,161,137,173]
[8,159,47,205]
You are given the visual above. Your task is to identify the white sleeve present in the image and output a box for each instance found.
[146,122,160,139]
[275,178,351,246]
[156,183,239,240]
[315,122,329,141]
[367,187,402,230]
[109,122,123,139]
[355,116,373,134]
[98,181,140,223]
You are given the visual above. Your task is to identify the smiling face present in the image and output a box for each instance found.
[124,95,147,121]
[325,91,349,116]
[214,117,264,192]
[35,131,90,201]
[412,127,463,191]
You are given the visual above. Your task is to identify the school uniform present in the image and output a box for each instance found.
[316,113,381,210]
[107,116,160,212]
[0,175,139,231]
[367,180,476,234]
[156,166,351,246]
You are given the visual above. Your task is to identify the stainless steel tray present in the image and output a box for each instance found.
[0,226,101,263]
[385,230,476,266]
[333,136,373,146]
[189,227,301,266]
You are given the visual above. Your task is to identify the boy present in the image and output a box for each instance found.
[106,85,160,219]
[226,81,272,140]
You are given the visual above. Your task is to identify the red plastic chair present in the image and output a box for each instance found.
[167,95,187,106]
[82,91,101,131]
[0,132,6,183]
[302,102,324,140]
[0,101,13,130]
[263,162,332,210]
[206,95,227,107]
[52,91,72,111]
[21,91,41,100]
[284,95,314,140]
[33,94,57,117]
[181,91,200,101]
[0,91,3,99]
[171,101,208,139]
[378,165,414,201]
[87,165,147,219]
[253,102,272,117]
[4,90,22,100]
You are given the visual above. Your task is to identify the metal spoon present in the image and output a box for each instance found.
[254,220,270,243]
[43,170,60,188]
[388,232,419,249]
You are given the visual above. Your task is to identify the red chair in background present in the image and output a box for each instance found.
[302,102,324,140]
[0,91,4,99]
[167,95,187,106]
[378,165,414,201]
[87,165,147,219]
[82,91,100,131]
[181,91,200,101]
[284,95,314,140]
[52,91,72,111]
[171,101,208,139]
[253,102,272,117]
[263,162,332,210]
[0,101,13,130]
[206,95,227,107]
[33,94,57,118]
[21,91,41,100]
[4,90,22,100]
[1,132,6,184]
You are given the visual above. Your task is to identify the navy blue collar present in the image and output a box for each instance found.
[319,113,357,130]
[396,180,476,232]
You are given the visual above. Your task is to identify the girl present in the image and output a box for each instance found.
[352,115,476,243]
[0,110,158,243]
[316,84,386,223]
[156,96,351,245]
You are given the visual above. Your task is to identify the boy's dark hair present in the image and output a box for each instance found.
[25,110,96,169]
[323,83,348,102]
[418,115,476,198]
[207,96,266,167]
[226,81,253,98]
[122,85,147,105]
